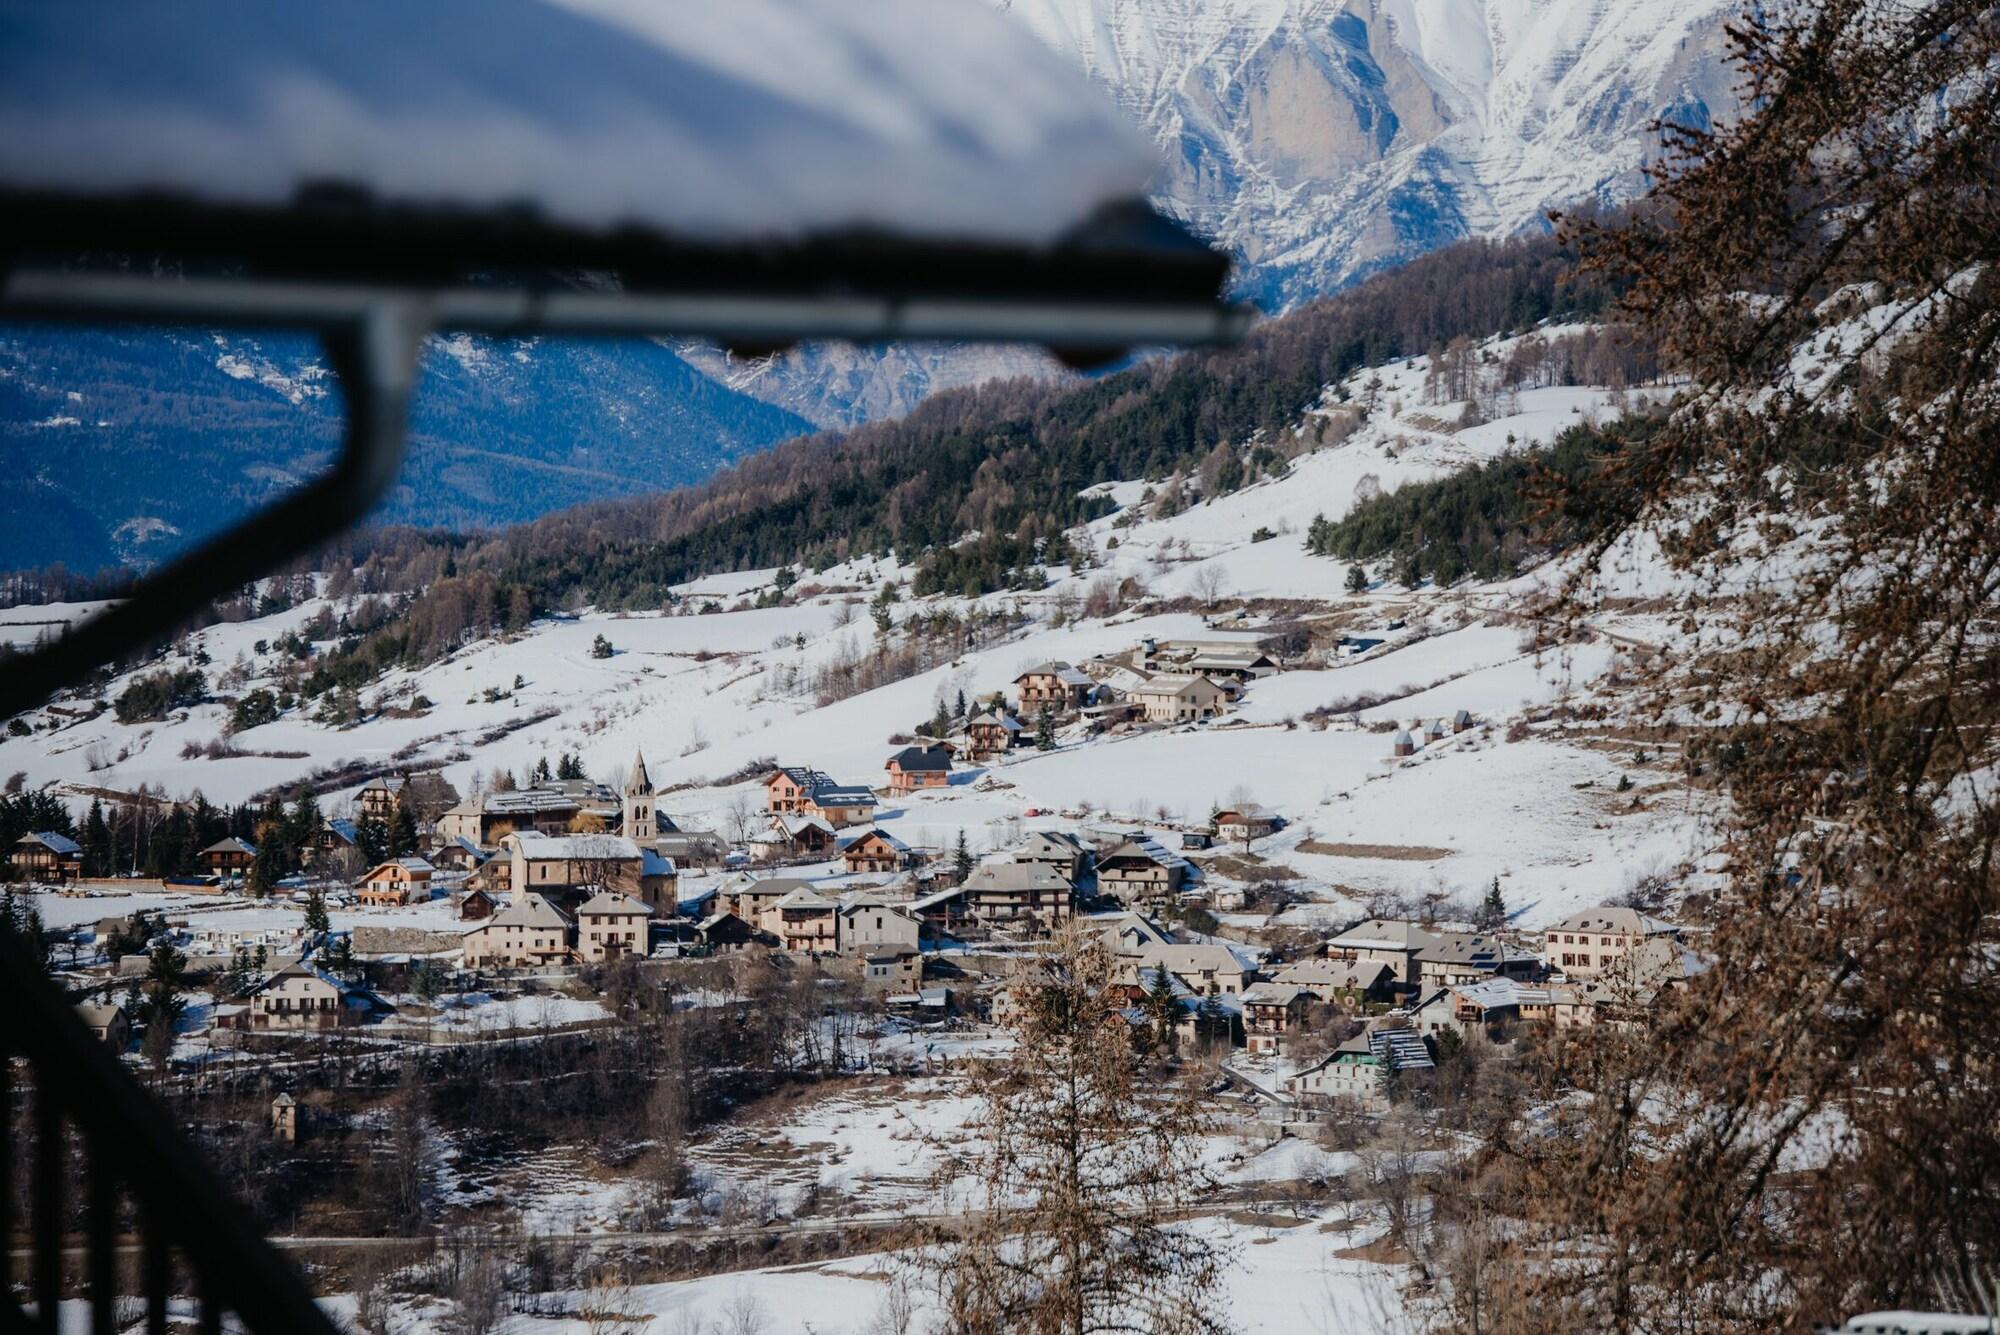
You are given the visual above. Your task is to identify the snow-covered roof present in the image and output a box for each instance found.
[640,848,676,878]
[510,831,640,861]
[838,827,911,853]
[0,1,1153,250]
[201,836,257,856]
[577,889,654,918]
[473,892,573,933]
[1544,906,1679,937]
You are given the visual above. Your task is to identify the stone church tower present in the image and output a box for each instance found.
[622,747,655,842]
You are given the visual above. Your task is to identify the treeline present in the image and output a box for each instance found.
[1305,416,1660,586]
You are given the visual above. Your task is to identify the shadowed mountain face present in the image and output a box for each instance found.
[0,326,813,573]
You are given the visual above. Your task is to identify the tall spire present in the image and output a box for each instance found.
[625,747,652,795]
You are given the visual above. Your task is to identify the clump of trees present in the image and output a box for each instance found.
[114,666,207,722]
[1304,417,1648,587]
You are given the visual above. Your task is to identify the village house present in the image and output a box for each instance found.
[1541,905,1682,979]
[302,818,358,869]
[756,812,838,862]
[838,828,910,875]
[884,745,952,796]
[76,1001,130,1049]
[245,963,370,1031]
[437,787,613,846]
[462,893,574,968]
[1283,1026,1435,1108]
[1180,649,1277,682]
[1240,983,1315,1054]
[1090,910,1175,959]
[693,910,760,952]
[199,836,257,876]
[356,775,405,822]
[10,831,81,884]
[1324,920,1437,983]
[1412,978,1525,1043]
[1132,942,1258,997]
[964,711,1022,762]
[862,951,922,993]
[1008,830,1092,882]
[506,831,645,900]
[428,835,486,874]
[355,856,435,907]
[802,782,877,827]
[575,889,655,962]
[1014,661,1095,713]
[763,887,840,953]
[837,894,922,955]
[1095,837,1190,907]
[1213,804,1279,845]
[457,887,498,921]
[1269,958,1397,1007]
[1412,932,1541,990]
[763,766,832,814]
[916,860,1075,927]
[715,874,817,924]
[1128,673,1229,724]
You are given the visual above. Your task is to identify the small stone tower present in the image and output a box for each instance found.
[271,1091,298,1143]
[622,748,655,842]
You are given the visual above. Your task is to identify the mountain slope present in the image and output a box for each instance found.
[0,326,813,572]
[1008,0,1737,309]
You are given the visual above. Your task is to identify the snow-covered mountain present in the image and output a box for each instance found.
[1007,0,1737,309]
[704,0,1737,423]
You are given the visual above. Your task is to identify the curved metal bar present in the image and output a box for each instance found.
[0,297,427,719]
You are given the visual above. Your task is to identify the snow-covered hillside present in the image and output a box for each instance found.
[3,326,1706,930]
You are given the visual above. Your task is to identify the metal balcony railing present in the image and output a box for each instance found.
[2,921,341,1335]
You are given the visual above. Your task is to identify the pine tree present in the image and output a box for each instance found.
[1345,563,1368,595]
[81,799,112,877]
[1480,876,1506,929]
[954,688,968,720]
[1035,702,1056,751]
[532,755,553,785]
[930,927,1231,1335]
[357,816,389,867]
[954,829,974,882]
[389,803,418,858]
[590,633,613,659]
[931,699,952,740]
[1145,964,1180,1054]
[304,889,330,936]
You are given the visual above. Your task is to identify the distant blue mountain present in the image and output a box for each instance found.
[0,325,814,572]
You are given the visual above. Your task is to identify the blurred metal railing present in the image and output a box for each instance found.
[1,920,341,1334]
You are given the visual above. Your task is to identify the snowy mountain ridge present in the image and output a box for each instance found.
[1006,0,1738,308]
